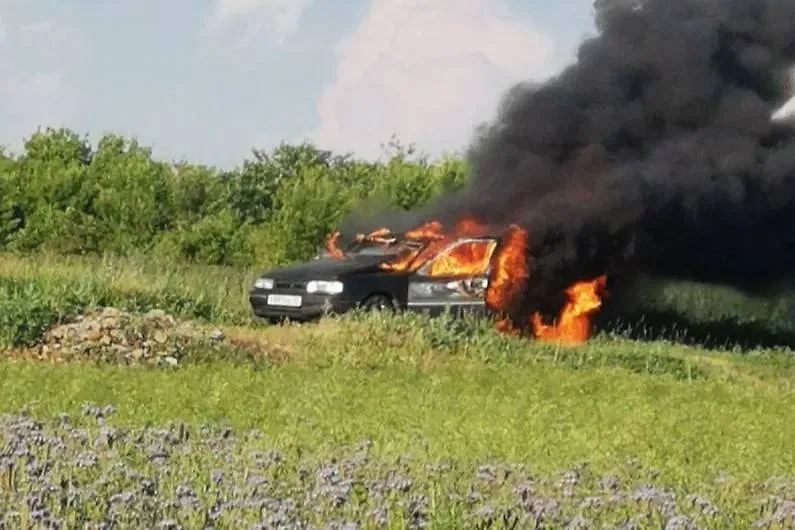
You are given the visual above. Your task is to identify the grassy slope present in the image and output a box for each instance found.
[3,354,793,481]
[2,336,793,525]
[1,251,794,525]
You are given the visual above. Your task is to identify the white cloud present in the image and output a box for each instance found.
[308,0,559,160]
[207,0,312,49]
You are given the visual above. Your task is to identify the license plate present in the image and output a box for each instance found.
[266,294,302,307]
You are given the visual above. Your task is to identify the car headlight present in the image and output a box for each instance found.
[253,278,274,290]
[306,280,343,295]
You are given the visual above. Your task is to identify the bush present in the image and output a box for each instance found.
[0,272,245,349]
[0,127,470,268]
[0,279,60,347]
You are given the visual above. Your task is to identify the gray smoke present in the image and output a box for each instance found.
[341,0,795,321]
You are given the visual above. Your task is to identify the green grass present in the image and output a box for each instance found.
[1,351,793,526]
[2,355,793,479]
[2,302,793,485]
[3,250,795,346]
[1,250,795,526]
[0,250,258,323]
[0,251,262,349]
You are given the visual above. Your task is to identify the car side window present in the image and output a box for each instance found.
[416,239,497,278]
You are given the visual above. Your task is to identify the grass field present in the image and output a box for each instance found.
[1,251,794,528]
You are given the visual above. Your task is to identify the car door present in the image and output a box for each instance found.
[404,237,498,316]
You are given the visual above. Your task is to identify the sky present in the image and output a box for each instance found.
[0,0,598,169]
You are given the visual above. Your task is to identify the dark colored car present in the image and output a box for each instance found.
[248,235,500,322]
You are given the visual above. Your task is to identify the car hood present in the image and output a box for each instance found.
[258,255,389,281]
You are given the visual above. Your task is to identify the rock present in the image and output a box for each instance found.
[100,318,119,330]
[85,330,104,343]
[36,306,228,366]
[144,309,175,328]
[101,307,121,318]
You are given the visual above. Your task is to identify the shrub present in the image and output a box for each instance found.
[0,127,469,268]
[0,270,246,349]
[0,279,60,347]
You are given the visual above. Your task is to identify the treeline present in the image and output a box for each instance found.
[0,127,470,268]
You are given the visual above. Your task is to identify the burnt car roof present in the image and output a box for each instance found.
[337,234,499,263]
[257,234,503,288]
[346,233,499,250]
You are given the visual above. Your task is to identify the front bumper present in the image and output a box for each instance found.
[249,290,357,321]
[406,301,489,318]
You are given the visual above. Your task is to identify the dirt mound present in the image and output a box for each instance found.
[35,307,227,365]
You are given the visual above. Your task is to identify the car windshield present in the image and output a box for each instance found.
[343,238,425,258]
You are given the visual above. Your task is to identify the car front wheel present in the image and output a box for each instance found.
[360,294,397,312]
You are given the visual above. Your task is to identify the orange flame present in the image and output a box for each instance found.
[324,231,344,260]
[454,218,488,237]
[322,218,608,344]
[423,239,496,277]
[485,225,530,313]
[530,275,607,345]
[404,221,445,240]
[375,218,486,274]
[357,227,394,245]
[485,224,530,337]
[379,250,421,272]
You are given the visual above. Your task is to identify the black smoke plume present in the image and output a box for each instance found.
[339,0,795,322]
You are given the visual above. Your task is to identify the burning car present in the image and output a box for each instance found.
[248,228,500,322]
[249,219,607,345]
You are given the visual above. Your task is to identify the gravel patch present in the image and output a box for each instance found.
[27,307,229,366]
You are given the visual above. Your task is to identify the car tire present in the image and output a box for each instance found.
[360,294,398,312]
